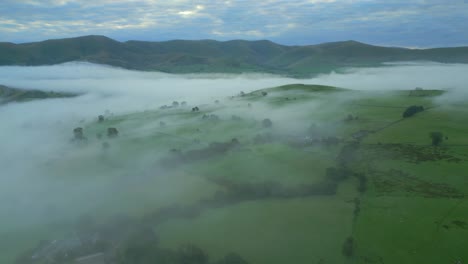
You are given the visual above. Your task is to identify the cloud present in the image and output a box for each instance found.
[0,0,467,46]
[177,4,205,18]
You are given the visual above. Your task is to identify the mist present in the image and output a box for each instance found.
[1,61,468,263]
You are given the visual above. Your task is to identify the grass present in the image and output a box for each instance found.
[156,196,355,264]
[364,106,468,145]
[354,196,468,264]
[188,143,338,187]
[351,130,468,263]
[4,84,468,264]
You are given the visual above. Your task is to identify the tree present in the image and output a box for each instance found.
[73,127,85,140]
[430,131,443,146]
[107,127,119,138]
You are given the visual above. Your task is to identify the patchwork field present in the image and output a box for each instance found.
[3,83,468,264]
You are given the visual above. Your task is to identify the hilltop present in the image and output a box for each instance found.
[1,36,468,76]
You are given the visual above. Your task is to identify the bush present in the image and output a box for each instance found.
[402,105,424,118]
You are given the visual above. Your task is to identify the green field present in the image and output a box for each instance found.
[4,84,468,264]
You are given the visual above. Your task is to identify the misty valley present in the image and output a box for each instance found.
[1,63,468,264]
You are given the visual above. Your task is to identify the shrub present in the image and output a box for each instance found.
[403,105,424,118]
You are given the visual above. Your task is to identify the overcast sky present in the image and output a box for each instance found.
[1,0,467,47]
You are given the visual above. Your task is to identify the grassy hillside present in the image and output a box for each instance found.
[0,84,77,104]
[5,84,468,264]
[2,36,468,76]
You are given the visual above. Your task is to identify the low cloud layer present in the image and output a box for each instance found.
[0,62,467,262]
[1,61,467,178]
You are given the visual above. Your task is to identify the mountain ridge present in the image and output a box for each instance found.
[1,35,468,76]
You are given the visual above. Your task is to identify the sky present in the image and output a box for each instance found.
[0,0,467,47]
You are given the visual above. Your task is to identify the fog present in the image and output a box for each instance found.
[1,61,468,262]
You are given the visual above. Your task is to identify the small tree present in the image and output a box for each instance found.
[73,127,85,140]
[430,131,443,146]
[107,127,119,138]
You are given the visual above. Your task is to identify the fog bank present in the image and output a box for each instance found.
[1,61,467,242]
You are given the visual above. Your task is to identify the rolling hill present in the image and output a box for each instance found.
[1,35,468,76]
[0,84,77,104]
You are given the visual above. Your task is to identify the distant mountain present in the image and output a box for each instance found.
[0,85,77,104]
[1,35,468,76]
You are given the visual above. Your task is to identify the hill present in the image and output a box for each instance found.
[0,84,77,104]
[1,36,468,76]
[7,83,468,264]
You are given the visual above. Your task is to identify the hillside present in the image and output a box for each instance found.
[7,83,468,264]
[0,84,77,104]
[1,36,468,76]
